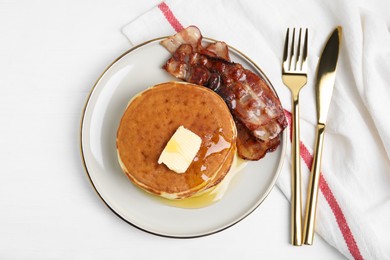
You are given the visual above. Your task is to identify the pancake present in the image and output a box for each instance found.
[116,82,237,199]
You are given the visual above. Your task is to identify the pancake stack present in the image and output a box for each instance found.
[116,82,237,199]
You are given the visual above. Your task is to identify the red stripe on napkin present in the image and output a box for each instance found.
[158,2,184,32]
[157,3,363,259]
[284,110,363,260]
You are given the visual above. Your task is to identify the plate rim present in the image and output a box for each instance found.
[79,36,287,238]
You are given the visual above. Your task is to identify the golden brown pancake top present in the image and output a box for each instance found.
[116,82,236,198]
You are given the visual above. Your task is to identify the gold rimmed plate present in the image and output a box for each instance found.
[80,37,286,238]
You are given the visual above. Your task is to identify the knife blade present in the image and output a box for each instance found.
[302,27,342,245]
[316,27,342,125]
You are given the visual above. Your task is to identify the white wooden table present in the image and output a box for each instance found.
[0,1,344,259]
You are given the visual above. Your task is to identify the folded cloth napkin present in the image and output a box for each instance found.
[122,0,390,259]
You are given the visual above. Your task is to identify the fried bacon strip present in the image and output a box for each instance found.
[161,26,231,62]
[235,119,281,160]
[161,26,287,160]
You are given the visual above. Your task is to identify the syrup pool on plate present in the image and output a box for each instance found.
[154,153,248,209]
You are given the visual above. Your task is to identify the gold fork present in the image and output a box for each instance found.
[282,28,308,246]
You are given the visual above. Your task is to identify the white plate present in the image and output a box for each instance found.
[80,38,286,238]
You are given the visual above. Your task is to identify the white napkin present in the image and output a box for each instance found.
[122,0,390,259]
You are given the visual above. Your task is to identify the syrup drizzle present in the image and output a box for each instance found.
[156,154,247,209]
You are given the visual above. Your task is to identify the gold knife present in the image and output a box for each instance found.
[302,27,342,245]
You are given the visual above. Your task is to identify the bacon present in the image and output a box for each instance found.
[161,25,231,62]
[161,26,202,54]
[201,41,230,62]
[161,27,287,160]
[235,119,280,160]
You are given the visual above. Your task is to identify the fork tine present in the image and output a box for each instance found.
[295,28,302,71]
[289,28,296,71]
[283,28,290,71]
[301,28,308,71]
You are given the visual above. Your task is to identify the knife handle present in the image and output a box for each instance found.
[291,94,302,246]
[303,123,326,245]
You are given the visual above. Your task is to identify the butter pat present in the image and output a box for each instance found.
[158,126,202,174]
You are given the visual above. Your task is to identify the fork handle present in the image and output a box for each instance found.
[303,123,326,245]
[291,93,302,246]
